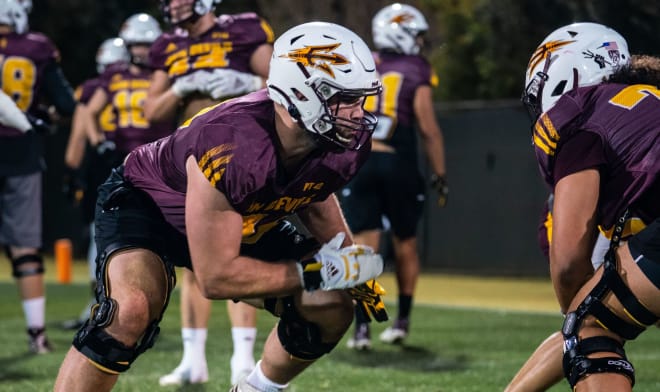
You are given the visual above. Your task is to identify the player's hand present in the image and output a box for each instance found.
[171,70,214,98]
[205,69,262,100]
[348,279,389,322]
[297,232,384,291]
[431,174,449,207]
[62,167,84,205]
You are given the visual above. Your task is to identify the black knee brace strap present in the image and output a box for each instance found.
[11,254,44,278]
[267,296,337,361]
[562,336,634,388]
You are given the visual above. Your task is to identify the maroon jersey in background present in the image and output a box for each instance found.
[533,83,660,229]
[97,63,174,155]
[75,78,116,134]
[124,90,370,242]
[0,31,59,137]
[149,13,273,83]
[364,51,438,162]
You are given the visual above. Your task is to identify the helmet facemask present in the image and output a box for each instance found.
[309,79,380,150]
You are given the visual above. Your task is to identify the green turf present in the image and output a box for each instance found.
[1,282,659,391]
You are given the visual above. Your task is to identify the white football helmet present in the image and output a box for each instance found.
[267,22,382,150]
[96,38,130,74]
[160,0,221,25]
[119,13,162,45]
[523,22,630,119]
[0,0,28,34]
[16,0,30,13]
[372,3,428,55]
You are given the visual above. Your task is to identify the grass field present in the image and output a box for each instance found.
[1,260,660,391]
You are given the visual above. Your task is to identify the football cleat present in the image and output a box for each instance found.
[28,327,53,354]
[158,364,209,386]
[346,323,371,351]
[379,319,409,344]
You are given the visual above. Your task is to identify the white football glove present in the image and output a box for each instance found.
[297,232,384,291]
[205,68,262,100]
[171,70,214,98]
[0,89,31,132]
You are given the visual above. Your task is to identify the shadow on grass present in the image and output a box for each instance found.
[0,352,46,382]
[331,343,469,373]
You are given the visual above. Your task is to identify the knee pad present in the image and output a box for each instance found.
[562,336,635,388]
[270,296,337,361]
[11,254,44,278]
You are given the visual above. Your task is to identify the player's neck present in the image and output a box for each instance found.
[274,104,317,167]
[186,13,216,38]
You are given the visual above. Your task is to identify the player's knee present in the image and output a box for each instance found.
[114,292,156,340]
[10,253,44,278]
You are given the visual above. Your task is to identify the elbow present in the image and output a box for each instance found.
[195,273,234,300]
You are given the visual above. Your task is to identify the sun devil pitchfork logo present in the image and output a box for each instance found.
[390,12,415,24]
[527,39,575,78]
[280,43,349,79]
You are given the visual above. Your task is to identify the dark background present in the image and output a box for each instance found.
[30,0,658,276]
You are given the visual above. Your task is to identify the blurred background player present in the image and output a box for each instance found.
[341,3,448,350]
[143,0,274,386]
[61,37,130,330]
[0,0,75,353]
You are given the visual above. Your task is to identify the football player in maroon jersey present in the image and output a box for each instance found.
[506,23,660,392]
[0,0,75,354]
[144,0,274,385]
[54,22,384,392]
[341,3,448,350]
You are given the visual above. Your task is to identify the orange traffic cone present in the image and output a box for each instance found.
[55,238,72,284]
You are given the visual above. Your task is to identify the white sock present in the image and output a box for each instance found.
[177,328,197,369]
[22,297,45,329]
[232,326,256,362]
[189,328,207,368]
[245,360,288,391]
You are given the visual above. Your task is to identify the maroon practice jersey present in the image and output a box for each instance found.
[149,13,274,82]
[75,77,116,134]
[124,90,370,243]
[0,32,59,137]
[363,51,438,161]
[97,64,174,154]
[533,83,660,229]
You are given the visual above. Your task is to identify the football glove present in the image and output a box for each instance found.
[297,232,384,291]
[430,174,449,208]
[171,70,214,98]
[348,279,389,323]
[206,69,262,100]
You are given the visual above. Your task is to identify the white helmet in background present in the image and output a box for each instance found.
[372,3,428,55]
[0,0,28,34]
[119,13,162,45]
[96,37,130,74]
[523,22,630,119]
[160,0,221,25]
[16,0,30,13]
[267,22,382,150]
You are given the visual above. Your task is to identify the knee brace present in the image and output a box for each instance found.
[72,243,175,374]
[11,254,44,278]
[560,246,656,388]
[267,296,337,361]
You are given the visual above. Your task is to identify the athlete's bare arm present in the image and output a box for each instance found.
[184,155,302,299]
[413,84,446,177]
[144,69,181,123]
[551,169,600,313]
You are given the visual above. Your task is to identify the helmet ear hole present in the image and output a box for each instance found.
[551,80,568,96]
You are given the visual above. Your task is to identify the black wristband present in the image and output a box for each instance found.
[299,258,323,291]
